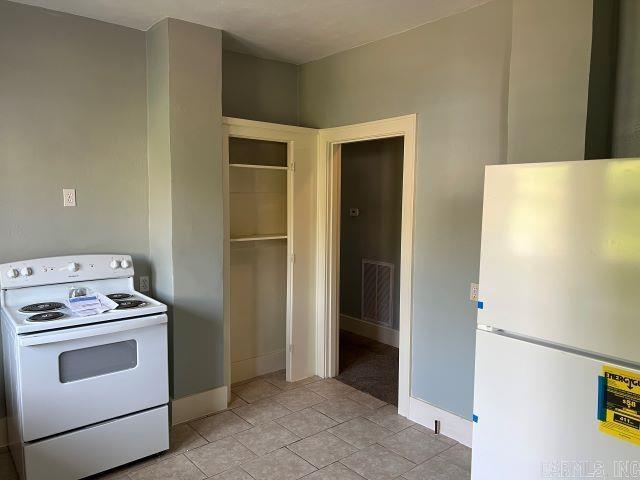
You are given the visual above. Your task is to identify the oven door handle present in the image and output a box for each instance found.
[19,314,167,347]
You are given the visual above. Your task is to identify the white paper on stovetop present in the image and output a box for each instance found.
[65,292,119,317]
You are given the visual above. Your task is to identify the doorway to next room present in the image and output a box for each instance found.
[336,137,404,406]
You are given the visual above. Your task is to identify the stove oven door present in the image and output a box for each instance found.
[17,314,168,442]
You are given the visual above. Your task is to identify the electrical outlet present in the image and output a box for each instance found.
[470,283,479,302]
[139,276,150,293]
[349,207,360,217]
[63,188,76,207]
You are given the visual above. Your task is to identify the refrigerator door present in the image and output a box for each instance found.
[472,330,639,480]
[478,159,640,364]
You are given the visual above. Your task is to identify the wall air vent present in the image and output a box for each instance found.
[361,259,394,327]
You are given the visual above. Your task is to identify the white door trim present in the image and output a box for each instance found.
[223,117,318,397]
[315,114,417,417]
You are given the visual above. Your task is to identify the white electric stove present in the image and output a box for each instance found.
[0,255,169,480]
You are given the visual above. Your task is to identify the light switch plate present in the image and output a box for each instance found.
[63,188,76,207]
[470,283,479,302]
[139,276,150,293]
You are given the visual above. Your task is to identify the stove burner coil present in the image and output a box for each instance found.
[115,300,147,309]
[107,293,133,300]
[27,311,65,322]
[19,302,65,313]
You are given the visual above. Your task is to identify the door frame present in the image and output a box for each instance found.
[223,117,318,397]
[315,114,417,416]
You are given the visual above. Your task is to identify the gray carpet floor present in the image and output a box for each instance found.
[336,330,399,405]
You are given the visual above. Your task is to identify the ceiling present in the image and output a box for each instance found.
[14,0,490,64]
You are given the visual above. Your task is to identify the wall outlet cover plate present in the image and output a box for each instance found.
[470,283,479,302]
[63,188,76,207]
[139,276,150,292]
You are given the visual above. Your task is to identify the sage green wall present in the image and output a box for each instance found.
[508,0,593,164]
[2,0,633,427]
[340,138,404,330]
[300,0,512,419]
[147,20,174,307]
[170,19,224,397]
[585,0,619,160]
[612,0,640,157]
[147,19,225,398]
[146,20,176,395]
[222,50,299,125]
[0,0,149,416]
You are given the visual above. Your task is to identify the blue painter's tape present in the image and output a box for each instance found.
[477,301,484,310]
[472,414,479,423]
[597,376,607,421]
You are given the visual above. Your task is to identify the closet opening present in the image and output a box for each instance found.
[228,136,290,387]
[336,137,404,406]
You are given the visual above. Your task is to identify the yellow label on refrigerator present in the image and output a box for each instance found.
[599,366,640,446]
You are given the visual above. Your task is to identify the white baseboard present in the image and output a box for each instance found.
[171,386,228,425]
[340,314,399,348]
[408,396,473,447]
[0,416,6,448]
[231,349,285,384]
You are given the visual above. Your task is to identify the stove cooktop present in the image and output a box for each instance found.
[4,290,166,333]
[18,294,149,318]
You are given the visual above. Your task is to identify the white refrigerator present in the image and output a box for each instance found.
[472,159,640,479]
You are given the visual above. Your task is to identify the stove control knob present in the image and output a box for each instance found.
[67,262,80,272]
[20,267,33,277]
[6,268,19,279]
[110,259,121,269]
[121,259,131,269]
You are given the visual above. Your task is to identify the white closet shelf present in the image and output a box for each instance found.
[229,163,287,171]
[230,234,287,242]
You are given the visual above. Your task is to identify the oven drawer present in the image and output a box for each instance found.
[17,314,168,441]
[24,405,169,480]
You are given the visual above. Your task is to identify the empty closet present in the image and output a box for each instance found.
[223,118,317,387]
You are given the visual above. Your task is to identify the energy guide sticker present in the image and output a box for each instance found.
[598,366,640,446]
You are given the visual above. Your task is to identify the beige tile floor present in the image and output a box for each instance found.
[0,372,471,480]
